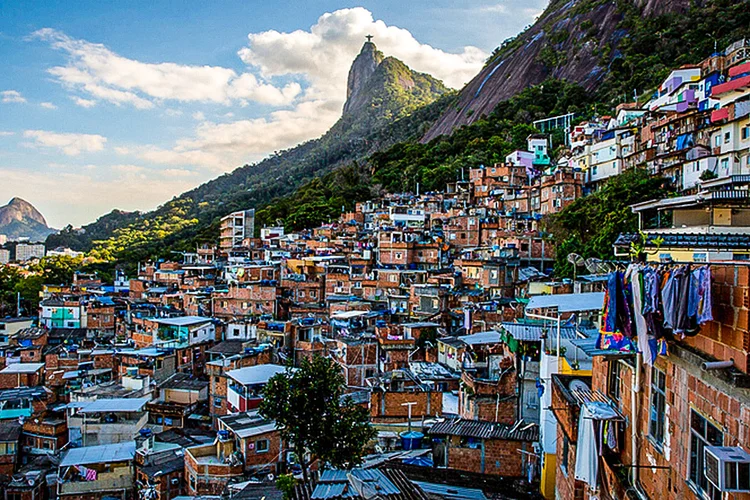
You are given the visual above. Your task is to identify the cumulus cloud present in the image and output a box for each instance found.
[0,131,15,137]
[130,98,340,171]
[238,7,487,95]
[33,28,301,109]
[23,130,107,156]
[127,8,486,173]
[2,90,27,103]
[40,102,58,109]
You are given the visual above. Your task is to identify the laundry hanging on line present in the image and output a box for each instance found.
[597,263,712,364]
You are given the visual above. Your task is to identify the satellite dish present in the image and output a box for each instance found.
[568,379,590,393]
[567,253,585,266]
[584,257,602,274]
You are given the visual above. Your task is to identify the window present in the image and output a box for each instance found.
[608,360,622,402]
[715,135,721,147]
[649,367,666,448]
[724,131,731,143]
[214,398,223,408]
[688,410,723,500]
[592,166,598,175]
[560,435,569,476]
[256,439,270,453]
[742,126,750,140]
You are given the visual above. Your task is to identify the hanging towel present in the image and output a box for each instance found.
[575,401,619,489]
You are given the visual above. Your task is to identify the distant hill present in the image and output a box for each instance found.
[68,41,449,263]
[0,197,55,242]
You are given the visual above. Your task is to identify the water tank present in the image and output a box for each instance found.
[399,431,424,450]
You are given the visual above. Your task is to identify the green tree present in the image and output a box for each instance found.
[259,355,376,484]
[544,167,671,276]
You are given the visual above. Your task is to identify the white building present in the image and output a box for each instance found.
[0,249,9,264]
[220,209,255,249]
[15,243,45,261]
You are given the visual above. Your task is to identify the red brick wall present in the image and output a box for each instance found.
[446,437,531,477]
[370,391,442,420]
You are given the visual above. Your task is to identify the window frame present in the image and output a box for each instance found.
[648,367,667,449]
[687,409,723,500]
[255,439,270,453]
[607,360,622,402]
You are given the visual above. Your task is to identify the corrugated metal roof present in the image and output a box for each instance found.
[0,386,48,402]
[310,483,348,499]
[60,442,135,466]
[525,292,604,312]
[501,322,579,341]
[427,418,538,442]
[79,397,150,413]
[457,331,501,346]
[411,481,488,500]
[0,362,45,373]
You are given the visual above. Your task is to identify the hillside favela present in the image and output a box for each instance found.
[1,1,750,499]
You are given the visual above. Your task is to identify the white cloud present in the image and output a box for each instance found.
[2,90,27,103]
[0,166,198,227]
[72,96,97,108]
[33,28,301,109]
[40,102,58,109]
[0,131,14,137]
[23,130,107,156]
[132,98,340,171]
[238,7,487,94]
[124,8,486,174]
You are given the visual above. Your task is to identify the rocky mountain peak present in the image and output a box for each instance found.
[343,41,385,115]
[0,197,53,241]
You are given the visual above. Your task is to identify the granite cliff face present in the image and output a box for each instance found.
[0,197,54,242]
[343,41,385,115]
[421,0,694,142]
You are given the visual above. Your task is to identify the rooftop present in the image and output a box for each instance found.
[525,292,605,313]
[226,364,287,386]
[428,418,539,442]
[0,362,45,373]
[79,397,150,413]
[220,411,277,439]
[151,316,213,327]
[60,441,136,467]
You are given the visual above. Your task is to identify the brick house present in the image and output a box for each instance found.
[184,432,243,496]
[212,284,279,319]
[428,418,538,477]
[219,411,283,475]
[0,420,21,475]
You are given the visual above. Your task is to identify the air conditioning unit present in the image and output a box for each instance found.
[705,446,750,492]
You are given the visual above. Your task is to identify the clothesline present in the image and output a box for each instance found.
[597,262,713,366]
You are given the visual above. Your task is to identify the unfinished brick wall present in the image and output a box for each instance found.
[684,264,750,373]
[370,390,442,420]
[445,437,531,477]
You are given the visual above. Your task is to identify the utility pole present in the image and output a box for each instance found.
[401,401,417,433]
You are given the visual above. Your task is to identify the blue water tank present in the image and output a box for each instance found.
[399,431,424,450]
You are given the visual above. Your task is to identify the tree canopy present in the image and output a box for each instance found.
[259,355,376,484]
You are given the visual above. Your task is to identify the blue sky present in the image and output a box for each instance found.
[0,0,546,228]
